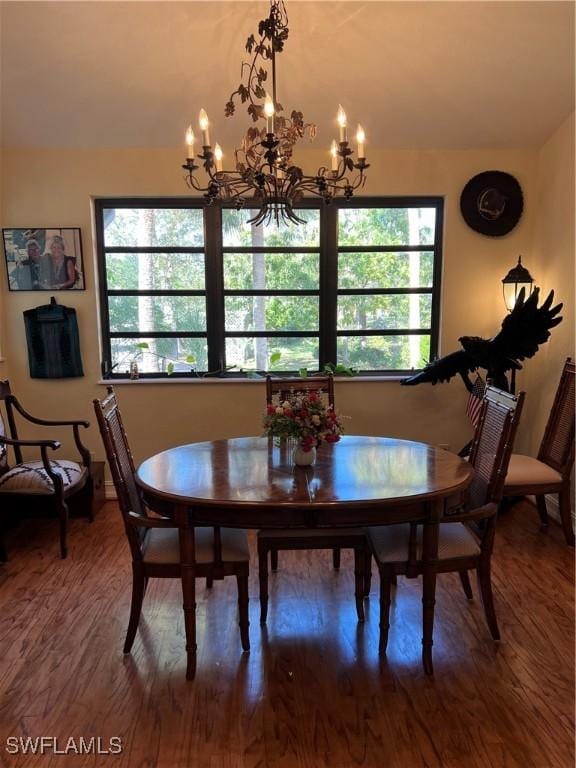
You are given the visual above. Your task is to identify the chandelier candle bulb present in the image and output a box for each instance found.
[356,125,365,159]
[330,140,338,172]
[214,143,223,172]
[185,125,195,159]
[337,105,347,143]
[264,93,275,134]
[199,109,210,147]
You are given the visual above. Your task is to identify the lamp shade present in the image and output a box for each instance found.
[502,256,534,311]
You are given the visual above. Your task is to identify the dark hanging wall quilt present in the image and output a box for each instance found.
[24,297,84,378]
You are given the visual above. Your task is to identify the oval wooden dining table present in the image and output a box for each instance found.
[136,435,473,679]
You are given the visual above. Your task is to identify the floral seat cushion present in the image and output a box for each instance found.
[0,460,86,495]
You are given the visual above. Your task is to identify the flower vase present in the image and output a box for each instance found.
[293,442,316,467]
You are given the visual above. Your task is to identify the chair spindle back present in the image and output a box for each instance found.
[537,358,575,476]
[93,387,147,558]
[265,375,335,408]
[467,385,525,511]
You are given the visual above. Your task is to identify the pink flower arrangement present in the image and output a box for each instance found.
[263,390,344,452]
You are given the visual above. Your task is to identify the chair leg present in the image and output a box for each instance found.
[236,571,250,652]
[85,475,95,523]
[459,570,473,600]
[258,538,269,625]
[332,548,341,569]
[270,549,279,571]
[378,569,392,655]
[124,566,146,653]
[421,569,437,676]
[476,561,500,641]
[353,547,365,622]
[58,502,69,559]
[558,488,575,547]
[363,551,372,597]
[535,495,549,529]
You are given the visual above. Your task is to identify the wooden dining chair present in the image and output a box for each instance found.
[93,387,250,658]
[503,358,575,546]
[0,380,92,559]
[366,385,524,674]
[258,375,368,624]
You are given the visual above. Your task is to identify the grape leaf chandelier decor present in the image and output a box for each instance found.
[182,0,369,226]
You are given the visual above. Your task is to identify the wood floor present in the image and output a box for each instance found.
[0,501,573,768]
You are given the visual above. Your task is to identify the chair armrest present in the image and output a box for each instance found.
[443,502,497,524]
[9,396,91,466]
[0,434,61,450]
[127,511,177,529]
[10,397,88,428]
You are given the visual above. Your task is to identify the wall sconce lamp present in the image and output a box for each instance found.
[502,256,534,312]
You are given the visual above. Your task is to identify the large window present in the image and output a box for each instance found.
[95,197,443,377]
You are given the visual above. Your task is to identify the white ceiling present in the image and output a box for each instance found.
[0,1,574,150]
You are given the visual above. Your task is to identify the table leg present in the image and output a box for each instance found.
[177,512,197,680]
[421,509,440,676]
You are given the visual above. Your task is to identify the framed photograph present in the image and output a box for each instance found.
[2,228,85,291]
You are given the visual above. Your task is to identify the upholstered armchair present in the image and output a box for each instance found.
[0,380,91,559]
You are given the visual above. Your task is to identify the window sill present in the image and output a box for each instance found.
[97,375,407,385]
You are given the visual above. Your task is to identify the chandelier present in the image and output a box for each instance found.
[182,0,369,226]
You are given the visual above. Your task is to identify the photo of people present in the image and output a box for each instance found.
[2,228,85,291]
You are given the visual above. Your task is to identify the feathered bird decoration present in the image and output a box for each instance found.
[402,287,563,392]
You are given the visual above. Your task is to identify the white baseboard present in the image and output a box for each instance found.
[534,494,576,525]
[544,494,561,524]
[105,481,117,500]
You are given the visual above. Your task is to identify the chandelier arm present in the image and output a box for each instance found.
[185,173,211,194]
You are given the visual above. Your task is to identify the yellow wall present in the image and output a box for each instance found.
[0,140,8,380]
[2,142,570,468]
[517,113,575,456]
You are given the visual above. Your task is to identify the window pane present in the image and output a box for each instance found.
[338,295,432,331]
[111,337,208,374]
[337,334,431,371]
[338,251,434,289]
[106,253,205,290]
[224,253,319,291]
[103,208,204,247]
[109,296,206,333]
[225,337,319,371]
[222,209,320,247]
[225,296,318,332]
[338,208,436,247]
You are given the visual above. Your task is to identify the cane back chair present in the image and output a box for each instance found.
[258,375,369,625]
[366,385,524,675]
[0,380,91,559]
[93,387,250,660]
[503,358,575,545]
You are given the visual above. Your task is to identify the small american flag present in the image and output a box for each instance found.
[466,374,486,429]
